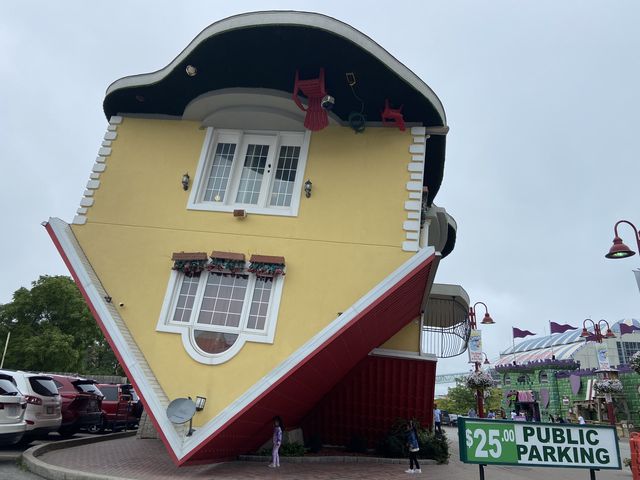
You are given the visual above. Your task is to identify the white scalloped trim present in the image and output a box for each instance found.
[73,116,122,225]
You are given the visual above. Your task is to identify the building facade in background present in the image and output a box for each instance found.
[496,319,640,427]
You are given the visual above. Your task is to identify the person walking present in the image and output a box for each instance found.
[405,421,421,474]
[269,416,283,468]
[433,404,443,434]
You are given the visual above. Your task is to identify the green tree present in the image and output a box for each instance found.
[437,379,503,415]
[0,275,123,374]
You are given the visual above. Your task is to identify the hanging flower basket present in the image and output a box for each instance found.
[630,351,640,375]
[207,258,245,274]
[248,262,285,277]
[593,379,623,394]
[172,259,206,276]
[465,371,495,390]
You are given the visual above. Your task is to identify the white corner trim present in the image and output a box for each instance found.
[409,144,425,154]
[370,347,437,362]
[74,120,122,225]
[48,216,435,462]
[402,241,419,252]
[402,132,427,252]
[404,201,421,211]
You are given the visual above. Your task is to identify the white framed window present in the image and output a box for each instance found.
[156,269,284,365]
[187,128,311,217]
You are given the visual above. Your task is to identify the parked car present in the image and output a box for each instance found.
[49,375,103,437]
[441,411,458,426]
[0,370,61,439]
[0,373,27,445]
[91,383,141,432]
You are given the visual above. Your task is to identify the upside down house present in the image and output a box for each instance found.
[45,11,470,465]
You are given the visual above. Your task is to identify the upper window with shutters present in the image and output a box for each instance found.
[187,129,311,216]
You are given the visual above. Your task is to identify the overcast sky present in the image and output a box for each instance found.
[2,1,640,378]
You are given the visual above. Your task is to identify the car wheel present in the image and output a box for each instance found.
[58,427,77,439]
[87,416,105,434]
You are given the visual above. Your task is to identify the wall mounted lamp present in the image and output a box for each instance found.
[185,65,198,77]
[304,179,313,198]
[195,396,206,411]
[181,173,190,191]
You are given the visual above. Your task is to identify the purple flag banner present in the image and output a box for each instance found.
[513,327,536,339]
[620,323,640,335]
[550,321,577,334]
[539,388,550,408]
[570,374,581,395]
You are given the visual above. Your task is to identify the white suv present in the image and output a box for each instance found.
[0,370,61,439]
[0,373,26,445]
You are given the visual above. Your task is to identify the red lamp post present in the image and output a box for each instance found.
[605,220,640,259]
[580,319,617,426]
[468,302,495,418]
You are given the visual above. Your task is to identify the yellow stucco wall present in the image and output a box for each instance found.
[72,117,416,425]
[380,321,421,352]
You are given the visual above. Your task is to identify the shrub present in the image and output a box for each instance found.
[346,434,368,453]
[305,433,323,453]
[279,441,306,457]
[375,418,450,464]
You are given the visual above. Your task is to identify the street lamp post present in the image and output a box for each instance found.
[580,319,616,426]
[468,302,495,418]
[605,219,640,260]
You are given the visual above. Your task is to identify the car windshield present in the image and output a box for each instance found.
[74,382,102,395]
[0,377,19,396]
[100,386,118,401]
[28,377,58,396]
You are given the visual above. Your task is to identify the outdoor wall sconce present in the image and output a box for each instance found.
[304,180,313,198]
[195,396,206,411]
[181,173,190,191]
[321,95,335,111]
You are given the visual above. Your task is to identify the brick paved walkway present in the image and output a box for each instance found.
[37,428,632,480]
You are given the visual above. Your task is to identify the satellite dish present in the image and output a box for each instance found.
[167,398,196,425]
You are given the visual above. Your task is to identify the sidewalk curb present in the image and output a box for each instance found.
[22,432,136,480]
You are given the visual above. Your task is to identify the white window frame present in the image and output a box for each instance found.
[156,269,284,365]
[187,128,311,217]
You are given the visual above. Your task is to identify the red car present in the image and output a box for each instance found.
[50,375,102,437]
[91,383,141,432]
